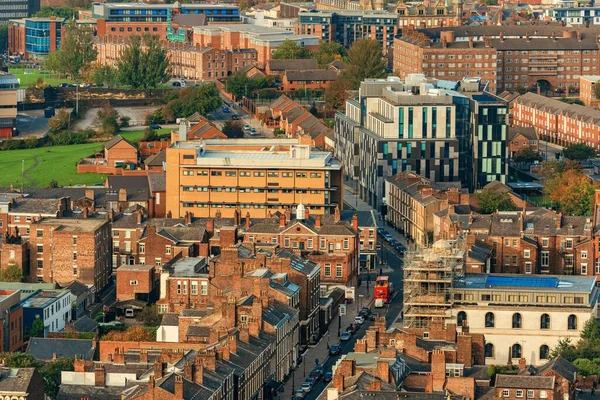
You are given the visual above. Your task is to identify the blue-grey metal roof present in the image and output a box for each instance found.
[456,274,597,293]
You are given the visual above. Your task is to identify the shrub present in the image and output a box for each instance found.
[2,139,24,151]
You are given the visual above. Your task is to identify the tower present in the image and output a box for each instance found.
[453,0,463,26]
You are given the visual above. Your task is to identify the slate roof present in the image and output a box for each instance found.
[107,175,150,191]
[6,186,150,207]
[286,69,338,82]
[63,280,90,297]
[105,135,135,150]
[508,126,538,141]
[161,313,179,326]
[268,59,319,71]
[72,316,98,333]
[144,151,166,167]
[157,373,214,400]
[517,92,600,124]
[57,384,124,400]
[535,355,577,383]
[26,338,95,360]
[495,374,554,389]
[277,249,320,276]
[0,368,36,394]
[9,198,61,215]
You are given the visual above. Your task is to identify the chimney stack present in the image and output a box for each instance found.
[118,188,127,203]
[245,212,251,229]
[279,213,286,228]
[174,375,184,399]
[315,216,321,228]
[352,214,358,231]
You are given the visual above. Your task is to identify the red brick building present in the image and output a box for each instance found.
[508,126,539,158]
[116,264,157,303]
[281,69,338,91]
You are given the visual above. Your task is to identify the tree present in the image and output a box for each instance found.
[512,148,543,163]
[0,25,7,54]
[309,102,318,116]
[225,73,268,99]
[476,189,516,214]
[139,305,162,326]
[0,265,24,282]
[272,39,312,59]
[549,337,574,359]
[222,120,245,138]
[34,6,76,19]
[582,318,600,340]
[545,167,595,216]
[151,84,222,123]
[324,78,352,112]
[595,84,600,105]
[314,40,346,66]
[48,179,59,188]
[41,358,74,399]
[92,64,120,88]
[30,316,45,338]
[66,0,92,8]
[0,353,40,369]
[95,106,120,136]
[48,109,70,133]
[563,143,596,161]
[102,326,154,341]
[343,39,387,89]
[117,35,170,89]
[559,97,585,106]
[44,21,96,79]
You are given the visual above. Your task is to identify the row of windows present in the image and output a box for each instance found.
[182,186,323,194]
[466,312,578,330]
[182,170,321,178]
[500,388,547,398]
[485,342,550,362]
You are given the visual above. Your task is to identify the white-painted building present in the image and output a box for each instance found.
[21,289,74,336]
[448,274,599,366]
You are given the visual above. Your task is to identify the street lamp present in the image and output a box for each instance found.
[291,361,296,394]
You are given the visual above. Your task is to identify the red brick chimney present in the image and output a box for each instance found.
[82,206,89,219]
[519,358,527,371]
[206,219,215,236]
[192,362,203,385]
[354,339,367,353]
[112,348,124,364]
[74,356,86,372]
[239,325,250,343]
[154,359,164,379]
[431,350,446,392]
[377,361,390,383]
[118,188,127,203]
[94,364,106,387]
[369,381,382,391]
[85,189,95,201]
[228,335,237,355]
[183,361,192,380]
[305,207,310,220]
[233,209,240,226]
[148,376,155,392]
[139,349,148,363]
[136,210,143,225]
[174,375,184,398]
[245,212,251,229]
[333,374,345,392]
[185,211,192,225]
[334,206,340,222]
[315,216,321,228]
[352,214,358,231]
[280,213,286,228]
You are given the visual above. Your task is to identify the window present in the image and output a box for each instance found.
[166,245,171,255]
[582,263,588,275]
[37,259,43,269]
[336,264,343,278]
[73,252,77,261]
[524,249,530,259]
[284,237,290,248]
[502,390,510,397]
[191,281,198,295]
[542,238,549,247]
[485,343,494,358]
[568,314,577,330]
[158,305,168,314]
[155,258,162,266]
[457,311,467,326]
[512,343,522,358]
[565,238,573,249]
[539,391,547,399]
[582,251,588,259]
[541,251,549,267]
[36,229,43,238]
[512,313,522,329]
[307,238,313,249]
[320,238,326,249]
[72,236,77,245]
[527,390,534,399]
[540,345,549,360]
[37,244,43,254]
[343,238,349,250]
[201,281,208,295]
[324,264,331,277]
[73,266,78,275]
[130,280,138,285]
[540,314,550,329]
[485,312,494,328]
[139,243,145,254]
[525,262,532,274]
[516,390,524,398]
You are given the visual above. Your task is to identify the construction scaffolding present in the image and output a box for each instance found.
[402,237,466,329]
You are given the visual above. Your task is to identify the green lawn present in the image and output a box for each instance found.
[0,128,172,188]
[9,67,74,88]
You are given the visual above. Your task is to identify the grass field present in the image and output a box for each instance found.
[0,128,172,188]
[9,67,74,88]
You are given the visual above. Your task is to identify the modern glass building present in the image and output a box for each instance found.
[24,18,63,57]
[91,2,240,24]
[0,0,40,24]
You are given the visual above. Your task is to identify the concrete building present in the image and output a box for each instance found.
[165,137,343,219]
[21,289,73,336]
[580,75,600,108]
[450,274,599,366]
[550,5,600,25]
[0,0,39,24]
[8,17,64,59]
[0,73,19,139]
[335,75,472,211]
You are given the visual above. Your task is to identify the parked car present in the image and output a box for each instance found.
[354,316,365,325]
[172,81,182,87]
[309,367,323,381]
[329,343,341,356]
[359,306,370,316]
[340,332,351,341]
[223,106,230,113]
[323,372,333,382]
[231,115,240,120]
[301,382,313,393]
[78,82,90,88]
[58,83,74,87]
[304,377,316,390]
[369,312,378,321]
[150,124,162,130]
[44,106,55,118]
[243,124,251,131]
[294,389,306,398]
[250,128,257,135]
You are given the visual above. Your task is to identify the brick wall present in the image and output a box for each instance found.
[116,266,155,302]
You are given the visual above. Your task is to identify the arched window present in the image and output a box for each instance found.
[457,311,467,326]
[485,343,494,358]
[512,343,522,359]
[540,345,550,360]
[512,313,522,329]
[540,314,550,329]
[485,312,495,328]
[568,315,577,330]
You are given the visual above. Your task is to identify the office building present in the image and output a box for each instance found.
[335,75,472,211]
[21,289,73,336]
[451,274,599,366]
[165,136,343,219]
[0,73,18,139]
[549,5,600,25]
[579,75,600,107]
[8,17,63,59]
[0,0,39,24]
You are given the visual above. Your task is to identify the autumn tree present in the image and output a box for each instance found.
[102,326,155,341]
[512,148,543,163]
[545,167,595,216]
[45,21,96,78]
[476,189,516,214]
[222,120,245,138]
[343,39,387,89]
[0,265,24,282]
[95,106,120,136]
[48,109,70,133]
[314,40,346,66]
[324,78,352,112]
[138,305,162,326]
[271,40,312,59]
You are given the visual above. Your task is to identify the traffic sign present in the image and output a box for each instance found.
[339,304,347,316]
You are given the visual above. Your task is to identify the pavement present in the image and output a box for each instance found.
[210,96,273,138]
[539,140,564,162]
[15,110,50,138]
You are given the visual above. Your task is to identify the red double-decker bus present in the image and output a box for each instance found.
[374,276,392,308]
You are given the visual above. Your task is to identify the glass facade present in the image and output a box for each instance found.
[25,19,62,55]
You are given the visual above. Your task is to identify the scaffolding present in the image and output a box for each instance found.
[402,237,466,329]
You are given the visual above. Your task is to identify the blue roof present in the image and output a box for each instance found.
[436,80,459,90]
[486,276,558,288]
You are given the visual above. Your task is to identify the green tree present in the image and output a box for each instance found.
[315,40,346,66]
[271,39,312,59]
[0,265,24,282]
[117,35,170,89]
[92,64,120,88]
[559,97,585,106]
[0,25,7,54]
[0,353,40,368]
[44,21,96,78]
[41,358,74,399]
[30,316,45,338]
[549,337,574,359]
[48,109,70,133]
[595,85,600,105]
[343,39,387,89]
[563,143,597,160]
[225,73,268,99]
[138,305,162,326]
[545,167,595,215]
[222,120,245,138]
[324,78,352,112]
[95,106,120,136]
[582,318,600,340]
[476,189,517,214]
[48,179,59,188]
[34,6,76,19]
[66,0,92,8]
[512,148,543,163]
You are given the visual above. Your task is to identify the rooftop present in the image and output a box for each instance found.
[21,289,71,309]
[456,274,597,293]
[37,217,106,232]
[97,2,238,9]
[117,264,154,272]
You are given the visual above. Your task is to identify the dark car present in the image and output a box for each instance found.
[172,81,182,87]
[369,312,378,321]
[359,306,370,317]
[323,372,333,382]
[58,83,73,87]
[44,106,55,118]
[231,115,240,120]
[309,367,323,381]
[329,343,341,356]
[150,124,162,130]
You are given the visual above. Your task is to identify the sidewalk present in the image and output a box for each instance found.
[282,281,375,395]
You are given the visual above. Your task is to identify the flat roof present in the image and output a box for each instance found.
[456,274,596,293]
[580,75,600,82]
[96,2,238,9]
[507,182,544,190]
[21,290,70,309]
[37,218,106,232]
[117,264,154,272]
[169,257,208,277]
